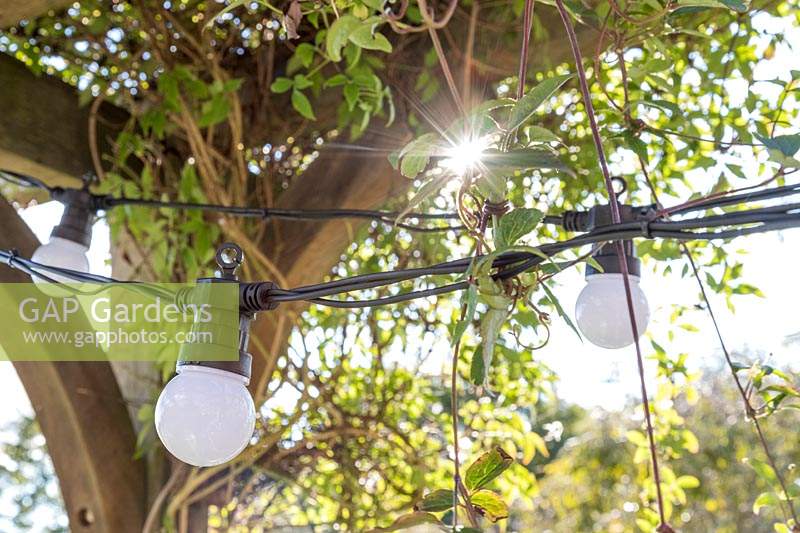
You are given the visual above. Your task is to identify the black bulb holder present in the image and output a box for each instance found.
[586,239,641,277]
[49,187,97,248]
[566,198,653,278]
[177,243,258,380]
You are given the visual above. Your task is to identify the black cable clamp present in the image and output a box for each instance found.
[640,220,653,239]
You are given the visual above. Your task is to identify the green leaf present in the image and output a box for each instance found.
[496,208,544,249]
[506,74,573,131]
[675,0,747,11]
[198,93,230,127]
[324,73,348,87]
[398,133,440,178]
[633,98,680,116]
[326,15,360,62]
[293,74,313,90]
[270,77,294,94]
[413,489,453,512]
[367,512,441,532]
[349,23,393,53]
[294,42,315,68]
[344,83,359,111]
[753,491,780,515]
[755,133,800,157]
[624,130,649,164]
[743,457,778,484]
[469,490,509,522]
[478,306,510,387]
[469,345,486,387]
[676,475,700,489]
[158,71,180,111]
[464,447,514,492]
[525,125,560,143]
[222,78,243,93]
[481,148,572,175]
[291,89,316,120]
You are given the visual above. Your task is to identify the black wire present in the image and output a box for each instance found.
[0,170,464,232]
[0,169,53,191]
[669,182,800,215]
[264,208,800,308]
[2,202,799,309]
[104,196,463,232]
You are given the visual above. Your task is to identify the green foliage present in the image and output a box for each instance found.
[506,74,574,132]
[1,0,799,530]
[496,208,544,250]
[464,447,514,492]
[0,416,67,532]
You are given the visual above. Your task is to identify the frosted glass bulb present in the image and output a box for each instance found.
[31,237,90,287]
[155,365,255,467]
[574,273,650,349]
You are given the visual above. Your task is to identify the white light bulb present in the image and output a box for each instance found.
[31,237,90,291]
[574,273,650,349]
[155,365,255,467]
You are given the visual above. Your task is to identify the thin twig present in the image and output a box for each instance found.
[516,0,535,100]
[681,244,799,527]
[428,26,465,116]
[89,95,106,183]
[462,1,479,106]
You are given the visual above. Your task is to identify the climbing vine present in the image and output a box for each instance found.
[1,0,800,531]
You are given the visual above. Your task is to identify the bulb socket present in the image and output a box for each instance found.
[586,240,641,278]
[176,277,253,381]
[561,203,658,233]
[50,188,96,248]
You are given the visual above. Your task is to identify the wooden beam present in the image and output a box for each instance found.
[0,196,147,533]
[244,117,413,397]
[0,0,71,27]
[0,54,126,187]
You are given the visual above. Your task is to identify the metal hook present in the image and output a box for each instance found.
[215,242,244,279]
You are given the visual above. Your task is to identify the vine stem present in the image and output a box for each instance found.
[681,244,799,528]
[451,332,461,531]
[634,106,798,526]
[516,0,535,100]
[450,208,491,531]
[553,0,671,528]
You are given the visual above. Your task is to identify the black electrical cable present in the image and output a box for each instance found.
[0,169,53,191]
[261,207,800,308]
[103,196,463,232]
[0,169,463,232]
[668,182,800,215]
[2,200,800,309]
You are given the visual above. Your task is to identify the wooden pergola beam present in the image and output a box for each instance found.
[0,196,146,533]
[0,0,72,27]
[0,54,126,187]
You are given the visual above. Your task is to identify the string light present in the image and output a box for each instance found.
[155,245,258,467]
[574,241,650,349]
[31,188,95,292]
[2,169,800,466]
